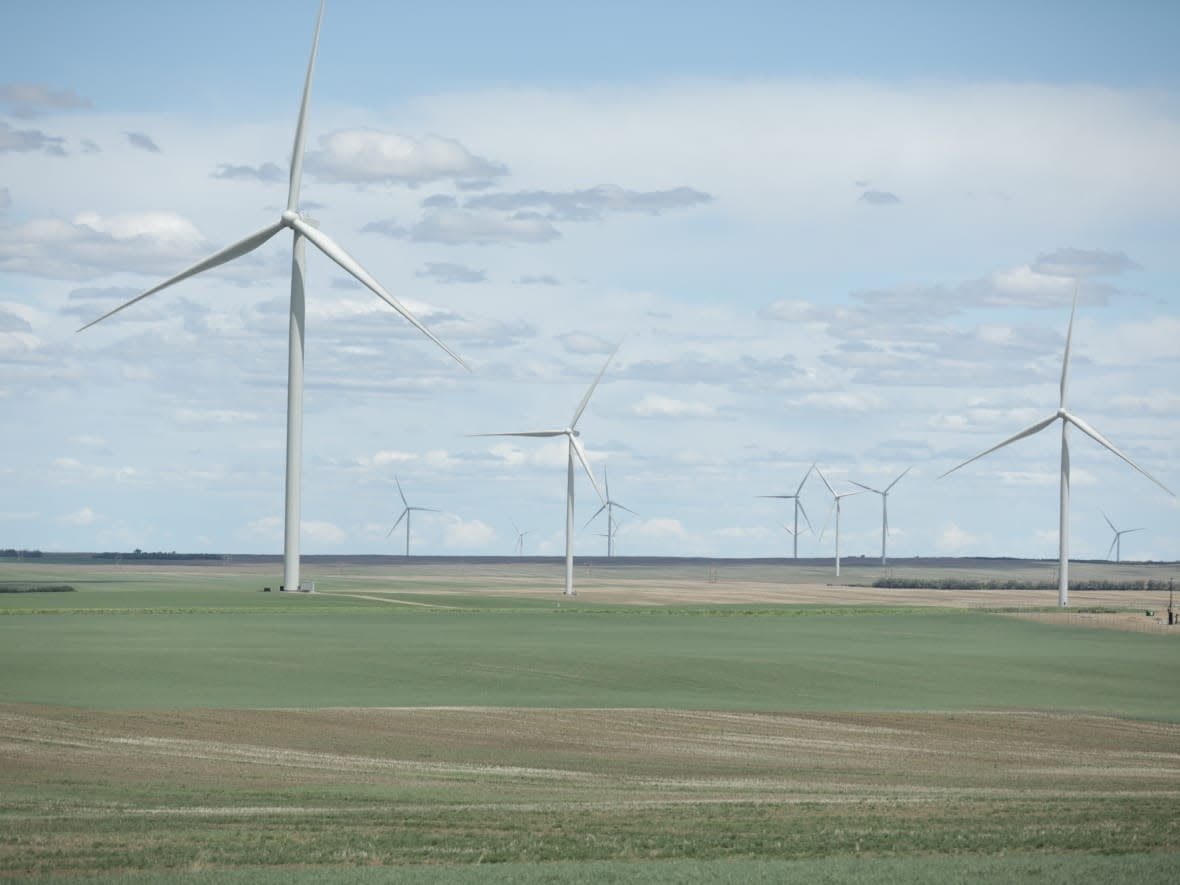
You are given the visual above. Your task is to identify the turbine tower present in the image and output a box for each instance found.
[941,291,1172,607]
[76,1,466,593]
[851,466,911,565]
[387,476,439,557]
[816,467,863,578]
[1102,511,1144,564]
[759,463,814,558]
[585,468,636,558]
[474,347,618,595]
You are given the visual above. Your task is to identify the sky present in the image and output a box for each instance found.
[3,0,1179,563]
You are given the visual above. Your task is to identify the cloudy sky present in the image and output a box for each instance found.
[3,0,1179,562]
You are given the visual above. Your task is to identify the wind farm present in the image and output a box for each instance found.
[4,0,1180,881]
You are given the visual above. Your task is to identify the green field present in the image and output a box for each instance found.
[2,561,1178,882]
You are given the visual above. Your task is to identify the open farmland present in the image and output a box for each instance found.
[1,557,1179,882]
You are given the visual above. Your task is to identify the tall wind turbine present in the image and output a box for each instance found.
[851,466,911,565]
[1102,511,1144,564]
[941,292,1172,607]
[585,467,635,558]
[386,476,439,557]
[474,347,617,595]
[816,468,863,578]
[76,2,466,593]
[759,463,814,558]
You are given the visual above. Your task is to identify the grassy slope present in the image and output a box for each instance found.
[2,598,1178,718]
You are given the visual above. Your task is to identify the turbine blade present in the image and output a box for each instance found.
[797,499,813,533]
[758,494,797,500]
[288,0,325,212]
[850,480,881,494]
[1066,412,1175,496]
[291,217,468,370]
[77,221,284,331]
[615,503,638,516]
[885,465,912,492]
[570,436,605,503]
[819,501,835,541]
[1107,537,1117,559]
[583,503,607,528]
[387,509,408,536]
[1101,510,1117,533]
[939,414,1059,479]
[395,475,408,508]
[815,466,835,497]
[1060,284,1078,409]
[470,430,566,438]
[795,462,815,496]
[569,342,620,429]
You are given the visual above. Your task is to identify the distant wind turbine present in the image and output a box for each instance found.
[585,468,636,558]
[511,520,533,557]
[816,468,864,578]
[1102,511,1144,564]
[386,476,439,557]
[76,1,466,593]
[851,466,911,565]
[941,291,1173,607]
[759,463,814,558]
[474,346,618,595]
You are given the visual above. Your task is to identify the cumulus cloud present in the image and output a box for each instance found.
[557,332,614,355]
[464,184,714,221]
[0,120,66,155]
[935,522,983,553]
[441,515,496,549]
[61,506,97,526]
[125,131,161,153]
[415,262,486,284]
[1,211,209,280]
[303,520,346,545]
[306,130,507,185]
[516,274,561,286]
[363,209,559,245]
[211,161,283,182]
[173,408,259,426]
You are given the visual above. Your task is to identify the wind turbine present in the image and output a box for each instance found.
[76,2,466,593]
[474,347,617,595]
[1102,511,1144,564]
[851,466,911,565]
[816,467,864,578]
[585,467,636,558]
[511,520,533,557]
[759,463,814,558]
[941,291,1172,607]
[386,476,439,557]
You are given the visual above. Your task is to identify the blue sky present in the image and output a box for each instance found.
[3,0,1179,562]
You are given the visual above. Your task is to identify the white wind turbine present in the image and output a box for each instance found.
[816,468,864,577]
[77,2,466,593]
[511,520,533,557]
[585,468,636,558]
[1102,511,1144,564]
[759,463,815,558]
[387,476,439,557]
[851,466,911,565]
[474,347,617,595]
[941,292,1172,607]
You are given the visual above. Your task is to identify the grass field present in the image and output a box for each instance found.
[2,558,1178,882]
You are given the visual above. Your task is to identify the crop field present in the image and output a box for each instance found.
[2,557,1179,882]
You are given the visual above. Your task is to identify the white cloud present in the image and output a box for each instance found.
[631,394,713,418]
[303,521,346,545]
[62,506,97,526]
[307,130,507,185]
[441,516,496,549]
